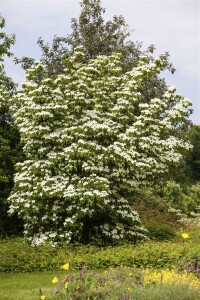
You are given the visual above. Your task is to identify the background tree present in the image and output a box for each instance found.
[9,48,191,246]
[0,15,23,236]
[15,0,143,73]
[15,0,176,103]
[185,125,200,182]
[15,0,193,155]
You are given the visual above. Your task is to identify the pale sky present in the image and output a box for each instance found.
[1,0,200,124]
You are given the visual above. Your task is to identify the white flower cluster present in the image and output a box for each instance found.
[8,48,192,246]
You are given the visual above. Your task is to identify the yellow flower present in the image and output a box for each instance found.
[40,296,46,300]
[61,263,70,271]
[65,282,68,289]
[142,268,200,289]
[182,233,189,239]
[52,277,59,284]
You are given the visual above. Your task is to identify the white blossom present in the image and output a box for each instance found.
[8,48,192,246]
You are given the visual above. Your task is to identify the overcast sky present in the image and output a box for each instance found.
[1,0,200,124]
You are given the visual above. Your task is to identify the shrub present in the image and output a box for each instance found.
[145,221,177,241]
[1,236,200,273]
[131,187,178,227]
[163,181,200,215]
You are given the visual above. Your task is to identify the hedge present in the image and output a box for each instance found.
[0,237,199,272]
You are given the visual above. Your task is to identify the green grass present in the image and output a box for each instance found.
[0,271,67,300]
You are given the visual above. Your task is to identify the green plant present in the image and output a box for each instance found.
[131,187,177,225]
[163,181,200,215]
[38,264,200,300]
[145,221,177,241]
[9,41,192,246]
[0,15,24,238]
[1,235,200,273]
[0,268,199,300]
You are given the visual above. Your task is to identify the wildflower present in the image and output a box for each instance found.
[41,296,46,300]
[61,263,70,270]
[80,269,84,278]
[63,276,68,282]
[142,268,200,289]
[53,289,59,294]
[65,282,68,288]
[187,267,193,273]
[196,267,200,273]
[182,233,189,239]
[52,277,59,284]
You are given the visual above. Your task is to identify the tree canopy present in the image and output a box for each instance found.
[15,0,175,104]
[8,48,191,246]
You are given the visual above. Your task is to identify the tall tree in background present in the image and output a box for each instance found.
[0,16,23,236]
[185,125,200,182]
[15,0,192,169]
[15,0,175,103]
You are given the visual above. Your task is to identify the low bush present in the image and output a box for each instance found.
[163,181,200,214]
[131,188,178,227]
[145,221,177,241]
[0,233,200,273]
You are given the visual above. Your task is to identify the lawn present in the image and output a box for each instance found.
[0,271,67,300]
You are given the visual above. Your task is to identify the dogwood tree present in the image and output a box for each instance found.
[8,48,191,246]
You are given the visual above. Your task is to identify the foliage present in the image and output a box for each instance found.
[0,83,24,236]
[0,15,16,92]
[177,257,200,279]
[186,125,200,182]
[37,264,200,300]
[8,46,192,246]
[163,181,200,214]
[165,125,200,185]
[0,15,23,236]
[1,233,200,272]
[15,0,176,106]
[145,222,177,241]
[131,187,178,227]
[15,0,143,74]
[0,16,15,58]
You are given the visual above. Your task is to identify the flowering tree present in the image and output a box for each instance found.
[8,48,191,246]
